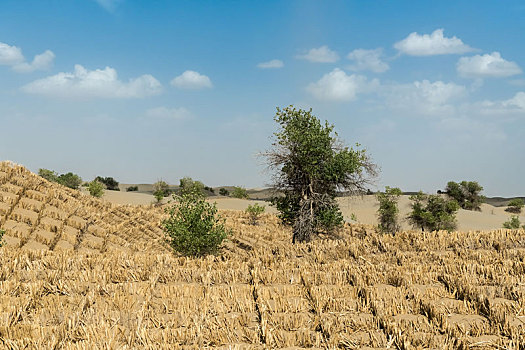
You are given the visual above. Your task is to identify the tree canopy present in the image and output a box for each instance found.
[265,106,377,243]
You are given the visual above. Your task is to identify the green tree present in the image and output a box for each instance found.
[179,177,205,197]
[445,181,484,211]
[219,188,229,196]
[88,180,105,198]
[245,203,265,225]
[38,168,58,182]
[506,198,524,214]
[57,172,83,189]
[407,192,459,232]
[95,176,120,191]
[503,216,522,229]
[264,106,377,243]
[376,187,403,234]
[231,186,248,199]
[163,191,230,257]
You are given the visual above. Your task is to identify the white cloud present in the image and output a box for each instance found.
[22,64,162,98]
[297,46,340,63]
[95,0,122,12]
[257,59,284,69]
[503,91,525,110]
[347,48,389,73]
[170,70,213,89]
[0,42,54,73]
[394,29,475,56]
[306,68,378,101]
[385,80,467,115]
[13,50,55,73]
[0,42,24,65]
[457,52,522,78]
[146,106,192,120]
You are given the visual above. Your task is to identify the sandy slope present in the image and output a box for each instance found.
[94,190,523,231]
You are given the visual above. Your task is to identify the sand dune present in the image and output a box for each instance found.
[90,189,524,232]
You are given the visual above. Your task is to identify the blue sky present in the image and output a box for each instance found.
[1,1,524,196]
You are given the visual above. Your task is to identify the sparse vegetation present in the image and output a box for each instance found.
[506,198,524,214]
[376,186,402,234]
[245,203,265,225]
[95,176,120,191]
[445,181,484,211]
[264,106,377,243]
[204,185,215,194]
[407,191,459,231]
[231,186,248,199]
[0,229,5,247]
[502,216,523,229]
[126,185,139,192]
[219,188,229,196]
[163,189,229,257]
[88,180,105,198]
[38,168,83,189]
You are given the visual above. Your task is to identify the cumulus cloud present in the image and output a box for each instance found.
[457,52,522,78]
[257,59,284,69]
[146,106,192,120]
[385,80,467,115]
[13,50,55,73]
[0,42,24,65]
[503,91,525,110]
[306,68,379,101]
[170,70,213,89]
[22,64,162,98]
[394,29,475,56]
[0,42,54,73]
[297,46,339,63]
[347,48,389,73]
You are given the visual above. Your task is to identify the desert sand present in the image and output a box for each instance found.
[89,189,523,232]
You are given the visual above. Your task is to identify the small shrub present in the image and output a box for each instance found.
[503,216,522,229]
[126,186,139,192]
[0,229,5,247]
[445,181,484,211]
[350,213,358,222]
[88,180,105,198]
[95,176,120,191]
[231,186,248,199]
[506,199,524,214]
[407,191,459,232]
[38,168,58,182]
[57,172,83,189]
[153,180,170,197]
[179,177,205,197]
[204,186,215,194]
[153,190,165,203]
[245,203,265,225]
[163,191,229,257]
[219,188,229,196]
[376,187,402,234]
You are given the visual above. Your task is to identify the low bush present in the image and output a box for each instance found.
[407,191,459,232]
[163,191,229,257]
[88,180,105,198]
[503,216,524,229]
[231,186,248,199]
[95,176,120,191]
[219,188,229,196]
[204,186,215,194]
[376,187,402,234]
[506,198,524,214]
[126,186,139,192]
[39,168,82,189]
[445,181,484,211]
[245,203,265,225]
[179,177,205,197]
